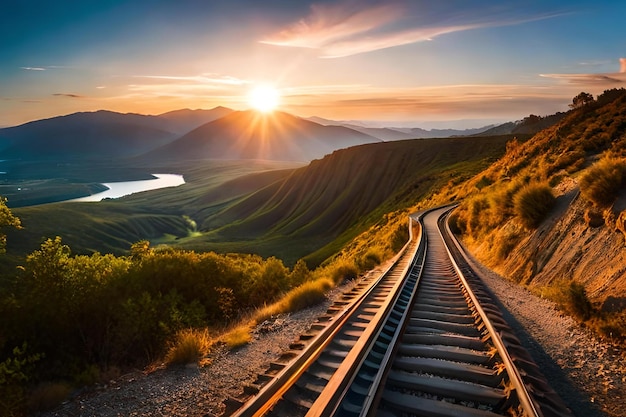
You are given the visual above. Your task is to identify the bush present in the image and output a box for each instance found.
[492,228,523,261]
[579,158,626,207]
[358,249,383,271]
[330,261,358,283]
[165,328,212,365]
[277,278,333,313]
[513,183,555,228]
[540,280,594,321]
[566,282,594,320]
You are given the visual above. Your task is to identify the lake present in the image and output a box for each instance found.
[69,173,185,202]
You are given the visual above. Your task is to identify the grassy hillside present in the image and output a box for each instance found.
[431,88,626,342]
[3,134,520,271]
[2,160,301,272]
[168,135,523,265]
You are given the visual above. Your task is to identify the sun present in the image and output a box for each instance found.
[248,85,280,113]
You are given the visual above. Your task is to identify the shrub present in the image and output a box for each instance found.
[165,328,212,365]
[540,280,594,321]
[566,282,594,321]
[221,326,252,349]
[513,183,555,228]
[358,249,383,271]
[492,228,523,261]
[579,158,626,207]
[277,278,333,313]
[330,261,358,283]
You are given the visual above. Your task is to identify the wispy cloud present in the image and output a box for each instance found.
[318,23,484,58]
[52,93,84,98]
[282,83,570,122]
[20,65,72,71]
[262,1,564,58]
[540,73,626,84]
[134,73,248,86]
[261,2,402,50]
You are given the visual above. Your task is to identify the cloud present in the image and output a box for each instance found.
[621,58,626,73]
[540,73,625,84]
[52,93,84,98]
[21,67,46,71]
[261,2,402,50]
[261,1,564,58]
[134,73,248,86]
[318,23,483,58]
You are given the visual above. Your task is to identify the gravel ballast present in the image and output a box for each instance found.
[40,259,625,417]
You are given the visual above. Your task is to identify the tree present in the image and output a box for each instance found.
[569,92,594,109]
[0,197,21,254]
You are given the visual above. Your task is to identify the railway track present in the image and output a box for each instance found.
[224,207,572,417]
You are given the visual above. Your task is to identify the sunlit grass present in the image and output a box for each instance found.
[221,325,253,349]
[165,328,213,365]
[579,157,626,208]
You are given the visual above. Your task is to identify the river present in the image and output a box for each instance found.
[69,173,185,202]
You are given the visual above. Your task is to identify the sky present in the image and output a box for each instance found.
[1,0,626,128]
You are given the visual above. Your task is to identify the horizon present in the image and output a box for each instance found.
[0,105,514,131]
[2,0,626,128]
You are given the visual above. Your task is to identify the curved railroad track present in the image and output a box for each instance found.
[223,207,573,417]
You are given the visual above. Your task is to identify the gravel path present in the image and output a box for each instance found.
[40,257,626,417]
[463,248,626,417]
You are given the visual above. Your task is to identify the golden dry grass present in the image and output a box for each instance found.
[165,328,213,365]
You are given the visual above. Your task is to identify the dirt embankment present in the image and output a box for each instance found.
[473,177,626,310]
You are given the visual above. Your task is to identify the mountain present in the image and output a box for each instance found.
[0,107,238,161]
[0,110,180,160]
[304,116,493,140]
[157,106,234,134]
[142,110,381,162]
[477,112,567,136]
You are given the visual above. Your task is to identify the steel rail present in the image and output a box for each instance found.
[309,206,544,417]
[227,217,420,417]
[305,214,428,417]
[439,210,542,417]
[226,206,572,417]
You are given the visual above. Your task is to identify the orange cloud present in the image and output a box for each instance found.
[262,2,564,58]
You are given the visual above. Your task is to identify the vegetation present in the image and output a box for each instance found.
[442,88,626,349]
[579,157,626,208]
[569,91,595,109]
[7,89,626,414]
[513,183,555,228]
[164,328,212,365]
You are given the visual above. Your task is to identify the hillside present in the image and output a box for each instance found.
[438,88,626,327]
[142,110,381,162]
[172,134,521,265]
[4,135,519,269]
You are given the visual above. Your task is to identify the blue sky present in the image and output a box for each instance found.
[1,0,625,127]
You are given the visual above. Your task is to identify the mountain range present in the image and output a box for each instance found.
[140,110,380,162]
[0,107,558,163]
[0,107,231,160]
